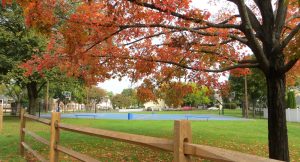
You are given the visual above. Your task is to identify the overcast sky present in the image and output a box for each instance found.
[98,77,138,94]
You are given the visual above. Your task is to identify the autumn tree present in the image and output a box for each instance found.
[136,79,157,104]
[86,86,107,111]
[158,82,192,107]
[12,0,300,160]
[286,61,300,86]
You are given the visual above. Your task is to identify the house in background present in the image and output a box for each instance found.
[0,95,14,114]
[289,86,300,108]
[96,97,113,110]
[65,101,85,111]
[296,96,300,108]
[143,99,166,111]
[296,88,300,108]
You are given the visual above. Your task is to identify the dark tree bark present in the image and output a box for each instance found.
[242,101,245,117]
[27,81,39,115]
[266,72,289,161]
[11,101,21,116]
[17,102,21,113]
[252,100,255,118]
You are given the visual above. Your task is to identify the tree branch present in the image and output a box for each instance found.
[190,49,258,65]
[83,28,125,54]
[120,23,248,45]
[200,39,235,46]
[230,0,269,72]
[4,84,18,101]
[219,15,240,24]
[37,81,47,94]
[253,0,274,37]
[282,58,299,73]
[274,0,288,40]
[126,0,241,30]
[69,19,247,47]
[120,23,218,36]
[285,14,300,24]
[245,4,263,36]
[96,55,259,73]
[281,23,300,49]
[120,31,175,46]
[238,59,258,64]
[156,57,187,85]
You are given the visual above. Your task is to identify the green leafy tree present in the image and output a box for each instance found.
[48,73,86,103]
[111,94,131,109]
[287,91,296,109]
[183,83,211,107]
[107,91,113,98]
[0,3,47,114]
[1,68,28,114]
[229,68,267,110]
[121,88,140,107]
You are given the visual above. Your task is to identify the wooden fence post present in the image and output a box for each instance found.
[20,108,26,156]
[50,112,61,162]
[173,120,192,162]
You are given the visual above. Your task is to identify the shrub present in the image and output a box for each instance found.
[223,103,237,109]
[287,91,296,109]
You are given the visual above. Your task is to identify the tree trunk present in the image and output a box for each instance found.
[27,81,39,115]
[266,74,289,161]
[244,75,248,118]
[13,100,22,116]
[45,80,49,112]
[252,100,255,118]
[17,101,21,114]
[242,101,245,117]
[11,102,17,116]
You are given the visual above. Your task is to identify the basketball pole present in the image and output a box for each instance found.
[0,99,3,132]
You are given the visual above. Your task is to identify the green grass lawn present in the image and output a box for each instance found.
[136,109,246,117]
[1,115,299,161]
[61,109,260,118]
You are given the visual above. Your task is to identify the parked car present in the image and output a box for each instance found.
[208,107,219,110]
[146,107,153,111]
[182,106,193,111]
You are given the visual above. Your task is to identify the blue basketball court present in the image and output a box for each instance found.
[41,113,246,121]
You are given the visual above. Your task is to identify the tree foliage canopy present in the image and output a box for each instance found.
[2,0,300,160]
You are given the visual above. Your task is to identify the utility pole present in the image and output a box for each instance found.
[0,99,3,132]
[86,87,89,112]
[244,75,249,118]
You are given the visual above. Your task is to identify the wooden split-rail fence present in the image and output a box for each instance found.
[19,109,281,162]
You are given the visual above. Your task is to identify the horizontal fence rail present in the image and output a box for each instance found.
[58,123,174,152]
[23,128,50,146]
[24,114,51,125]
[21,142,48,162]
[19,109,281,162]
[56,145,99,162]
[184,143,279,162]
